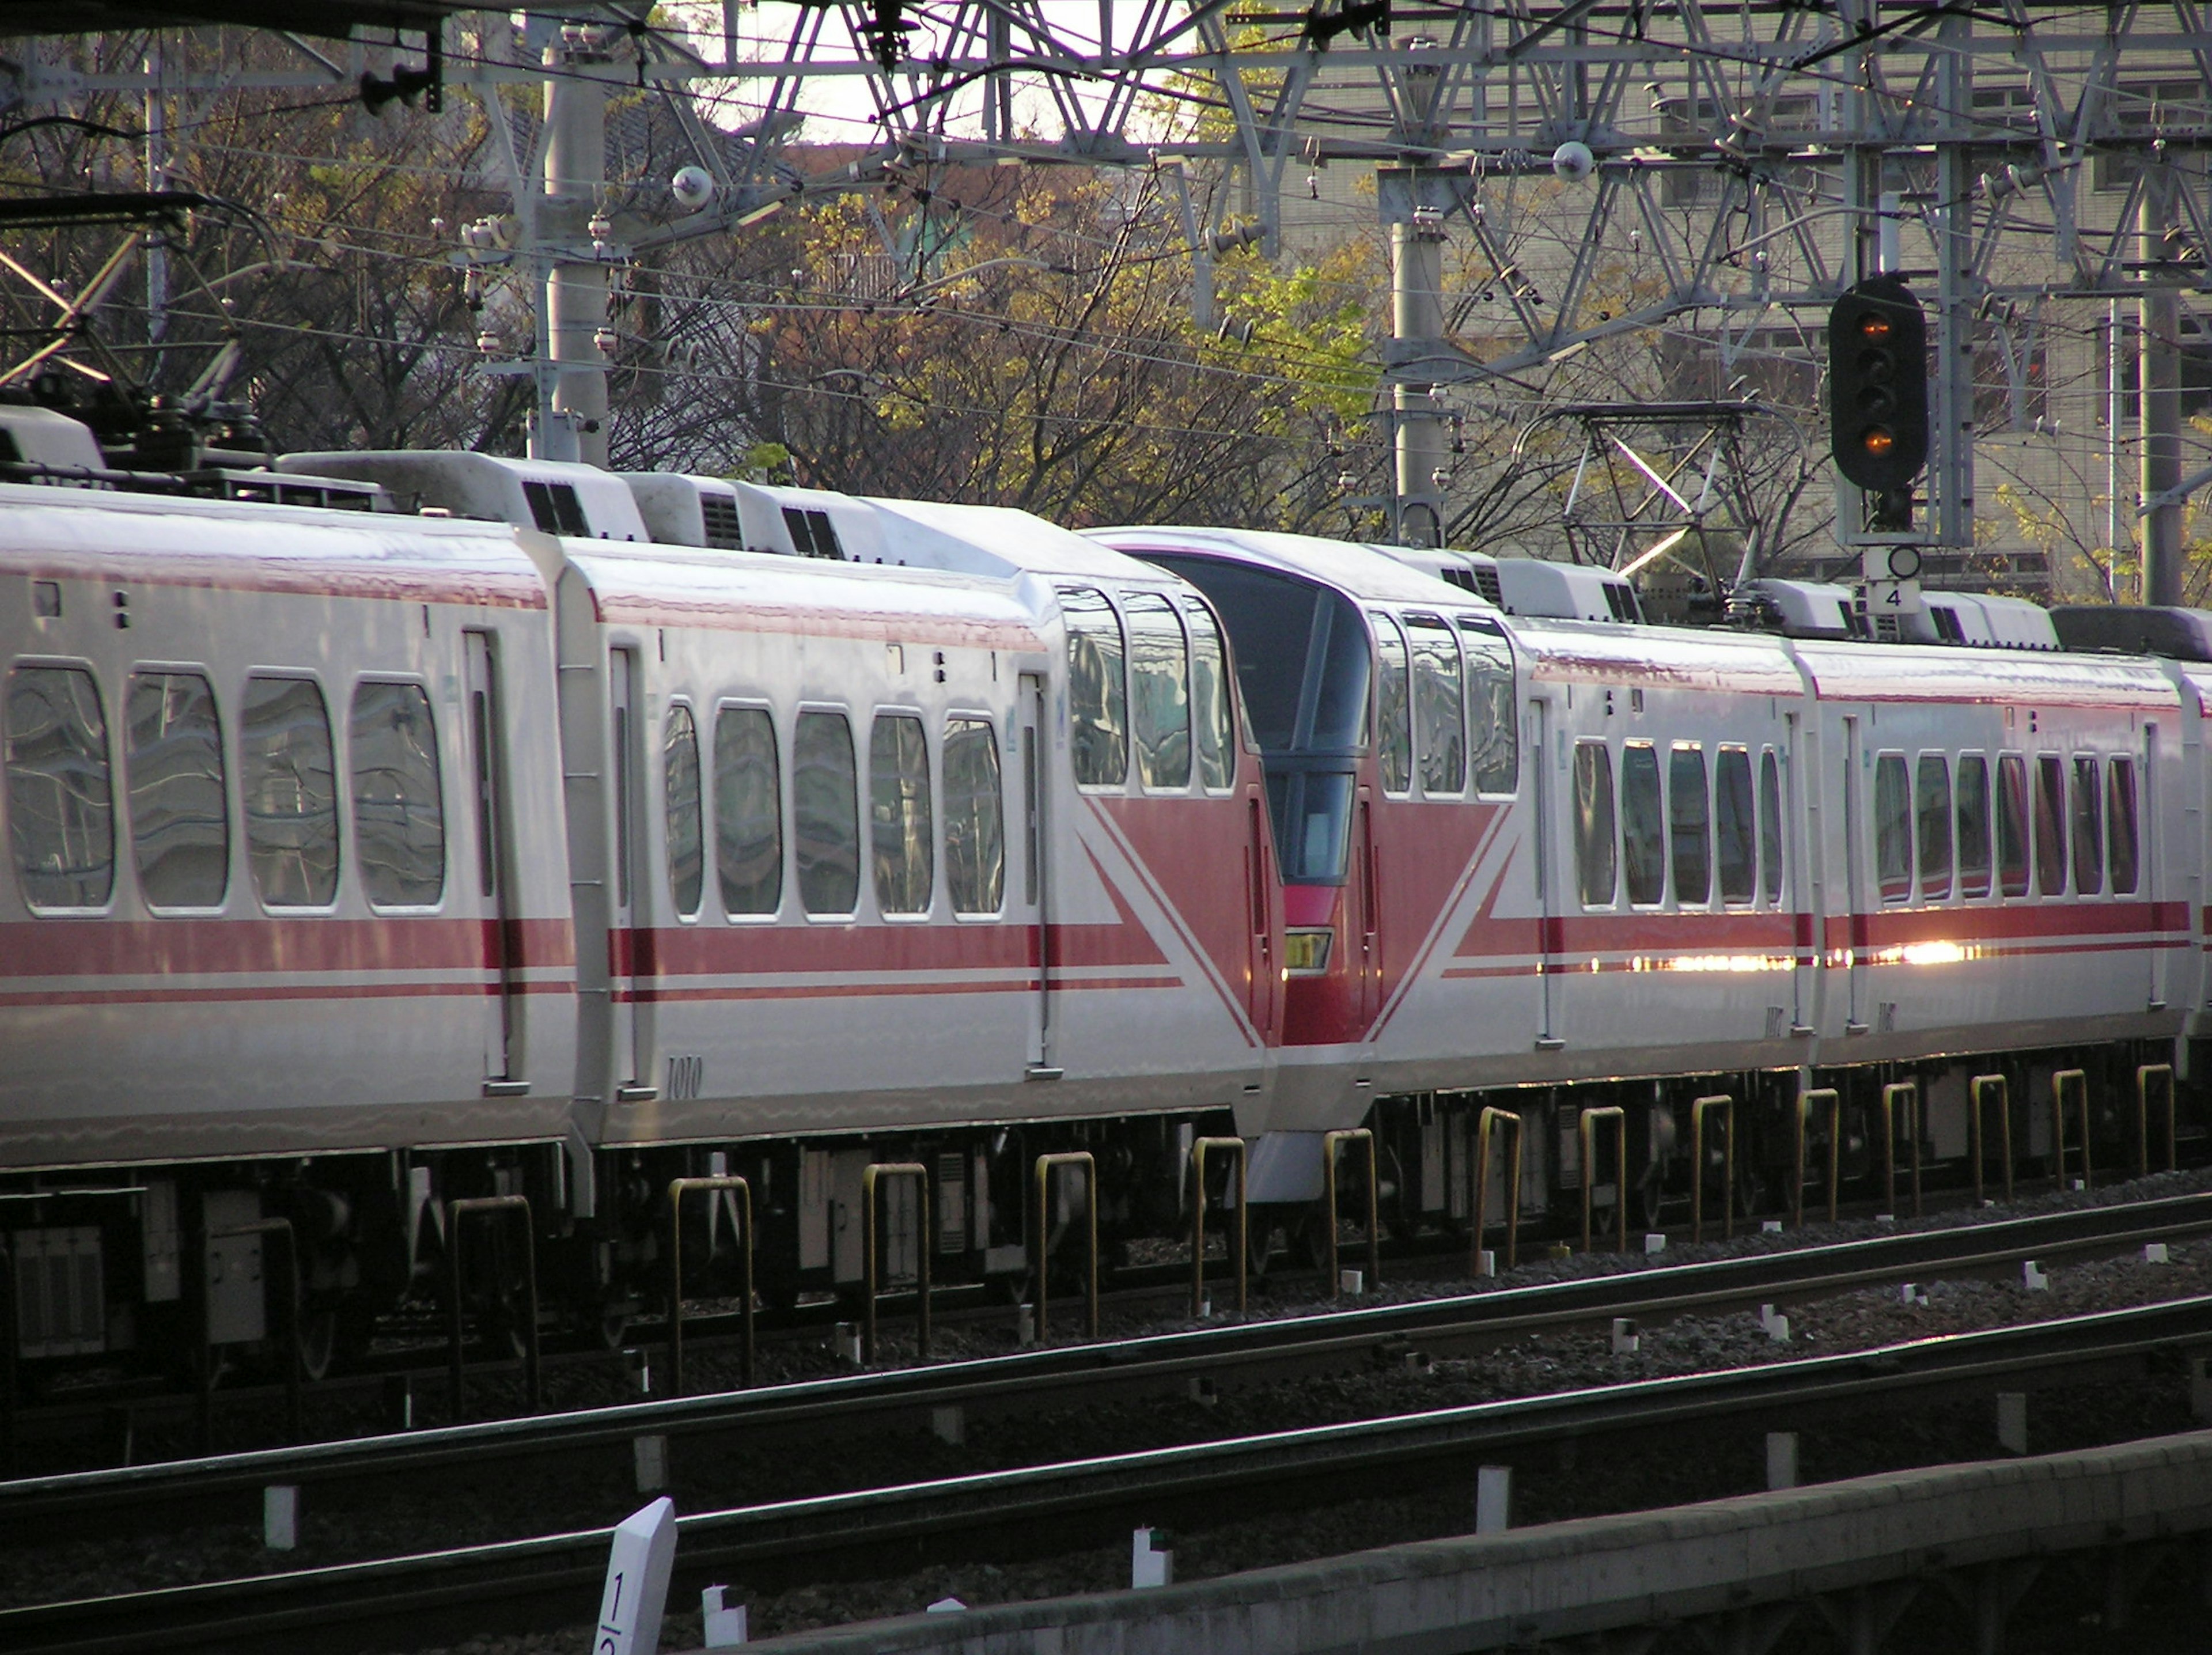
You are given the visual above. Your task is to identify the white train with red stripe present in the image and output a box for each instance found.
[1094,526,2196,1236]
[0,448,1280,1377]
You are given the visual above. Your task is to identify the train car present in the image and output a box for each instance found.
[0,482,578,1374]
[1094,524,2196,1238]
[538,514,1285,1310]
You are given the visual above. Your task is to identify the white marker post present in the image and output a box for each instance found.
[596,1497,678,1655]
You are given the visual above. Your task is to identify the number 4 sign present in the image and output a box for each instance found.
[596,1497,679,1655]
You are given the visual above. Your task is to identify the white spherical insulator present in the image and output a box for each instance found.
[671,166,716,212]
[1551,141,1595,183]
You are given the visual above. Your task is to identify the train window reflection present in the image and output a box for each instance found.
[1758,749,1783,906]
[1873,752,1910,904]
[662,703,704,918]
[1180,599,1235,792]
[715,708,781,916]
[794,710,859,915]
[127,671,226,909]
[1460,617,1517,796]
[1956,755,1992,899]
[2034,754,2067,895]
[1573,741,1616,907]
[1406,615,1465,797]
[351,681,445,908]
[6,663,113,910]
[1997,754,2031,897]
[1620,743,1664,905]
[241,676,338,908]
[2071,756,2103,896]
[1372,613,1410,794]
[2109,757,2139,895]
[944,718,1005,915]
[1060,587,1127,788]
[870,713,933,915]
[1715,747,1755,905]
[1669,744,1710,906]
[1124,593,1191,790]
[1917,755,1952,902]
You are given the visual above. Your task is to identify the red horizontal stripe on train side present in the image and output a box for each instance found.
[1840,900,2188,953]
[0,979,572,1009]
[0,917,575,978]
[619,974,1181,1003]
[611,917,1169,978]
[1456,910,1801,959]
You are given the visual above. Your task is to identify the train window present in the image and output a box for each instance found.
[1956,755,1992,899]
[944,718,1005,915]
[350,681,445,908]
[1714,747,1755,905]
[1270,770,1354,882]
[2071,756,2103,896]
[5,664,113,910]
[1180,599,1235,791]
[870,713,933,915]
[1460,618,1517,796]
[1873,753,1911,904]
[1124,593,1192,791]
[794,710,859,915]
[1620,742,1665,905]
[1997,755,2031,897]
[2034,754,2067,895]
[126,671,227,909]
[1573,741,1616,907]
[663,704,704,918]
[715,707,782,916]
[1060,587,1127,788]
[1758,750,1783,906]
[2109,757,2140,895]
[1372,613,1411,795]
[1917,755,1952,902]
[241,676,339,908]
[1669,744,1710,906]
[1406,615,1466,797]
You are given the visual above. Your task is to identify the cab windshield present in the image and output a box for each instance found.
[1139,556,1369,883]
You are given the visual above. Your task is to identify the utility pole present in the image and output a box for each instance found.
[2140,164,2183,605]
[1931,3,1975,558]
[539,25,612,466]
[1391,211,1447,547]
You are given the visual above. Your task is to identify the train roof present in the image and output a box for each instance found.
[1086,525,1482,608]
[1508,614,1805,695]
[1790,635,2180,711]
[559,539,1045,651]
[0,480,546,608]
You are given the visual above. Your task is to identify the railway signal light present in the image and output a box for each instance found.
[1827,277,1929,501]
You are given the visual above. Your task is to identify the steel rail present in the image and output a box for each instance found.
[6,1296,2210,1655]
[7,1189,2212,1535]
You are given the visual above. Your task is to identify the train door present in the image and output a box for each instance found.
[1841,713,1868,1033]
[1354,786,1381,1031]
[1245,790,1277,1038]
[1530,698,1560,1048]
[2142,721,2165,1012]
[1786,713,1813,1036]
[464,631,522,1089]
[608,649,649,1097]
[1018,672,1056,1078]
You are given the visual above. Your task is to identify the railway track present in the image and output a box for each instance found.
[6,1184,2210,1540]
[5,1293,2207,1655]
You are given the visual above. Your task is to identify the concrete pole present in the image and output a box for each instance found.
[2141,168,2183,607]
[543,31,610,466]
[1391,214,1447,548]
